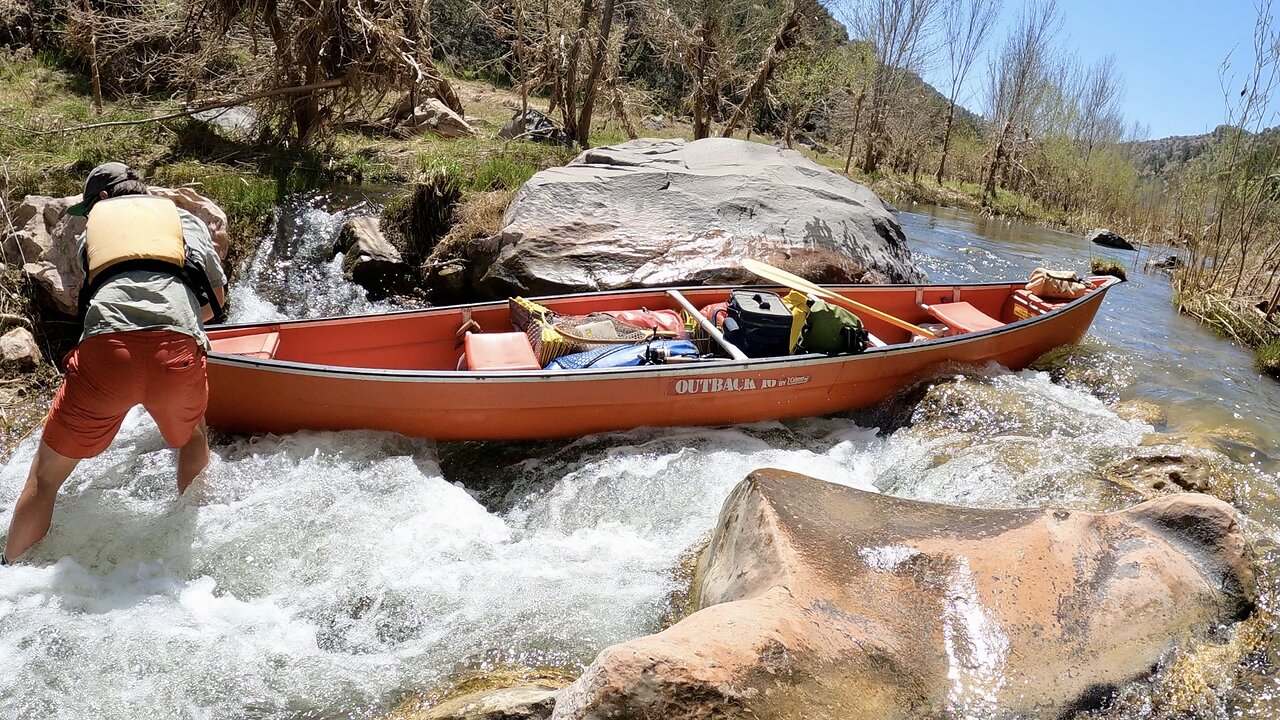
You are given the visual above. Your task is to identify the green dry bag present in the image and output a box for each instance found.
[799,298,868,355]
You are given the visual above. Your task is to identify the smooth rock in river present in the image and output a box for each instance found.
[1103,445,1226,496]
[552,469,1254,720]
[1147,254,1183,272]
[387,669,574,720]
[407,687,557,720]
[0,326,41,371]
[3,189,231,315]
[1090,228,1136,251]
[467,138,926,299]
[332,216,418,300]
[1113,399,1168,426]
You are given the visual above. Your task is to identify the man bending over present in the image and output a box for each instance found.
[4,163,227,563]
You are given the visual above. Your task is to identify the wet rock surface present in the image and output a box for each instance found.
[1147,254,1183,272]
[1114,399,1168,425]
[465,137,926,299]
[552,469,1254,720]
[3,189,231,315]
[400,687,557,720]
[1103,445,1226,495]
[387,669,573,720]
[332,216,419,300]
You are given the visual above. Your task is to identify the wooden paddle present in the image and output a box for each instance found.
[740,258,940,340]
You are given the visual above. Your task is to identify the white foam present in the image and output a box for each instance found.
[942,557,1010,716]
[229,198,391,323]
[0,412,886,718]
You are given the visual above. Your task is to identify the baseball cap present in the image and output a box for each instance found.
[67,162,140,217]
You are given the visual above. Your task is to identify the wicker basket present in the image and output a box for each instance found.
[509,297,658,366]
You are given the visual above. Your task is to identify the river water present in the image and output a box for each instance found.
[1,196,1277,719]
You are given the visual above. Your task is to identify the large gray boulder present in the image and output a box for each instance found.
[467,138,925,299]
[552,469,1254,720]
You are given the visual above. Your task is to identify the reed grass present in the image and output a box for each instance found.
[1256,339,1280,378]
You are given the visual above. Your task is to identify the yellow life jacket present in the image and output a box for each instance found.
[84,195,185,285]
[79,195,227,323]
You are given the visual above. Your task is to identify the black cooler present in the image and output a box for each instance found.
[724,289,793,358]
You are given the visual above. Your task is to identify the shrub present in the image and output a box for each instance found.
[1091,256,1127,281]
[381,170,464,262]
[1257,339,1280,379]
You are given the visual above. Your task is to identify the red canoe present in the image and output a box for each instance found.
[204,278,1118,441]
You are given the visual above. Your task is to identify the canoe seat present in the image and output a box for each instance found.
[923,302,1003,334]
[464,332,541,371]
[209,331,280,359]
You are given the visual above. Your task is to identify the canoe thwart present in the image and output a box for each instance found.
[666,289,749,361]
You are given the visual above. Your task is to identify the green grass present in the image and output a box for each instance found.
[0,52,173,201]
[1091,255,1128,281]
[1256,339,1280,378]
[468,154,540,192]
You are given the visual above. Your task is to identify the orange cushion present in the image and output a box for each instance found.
[926,302,1004,334]
[465,332,541,371]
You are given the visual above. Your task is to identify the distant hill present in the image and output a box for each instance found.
[1125,124,1280,180]
[1124,127,1232,179]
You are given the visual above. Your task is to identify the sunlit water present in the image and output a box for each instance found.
[2,198,1278,718]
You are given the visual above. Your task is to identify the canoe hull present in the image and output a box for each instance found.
[205,281,1113,441]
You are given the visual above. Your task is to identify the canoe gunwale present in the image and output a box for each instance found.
[207,278,1119,383]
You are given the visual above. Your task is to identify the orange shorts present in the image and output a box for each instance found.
[43,330,208,459]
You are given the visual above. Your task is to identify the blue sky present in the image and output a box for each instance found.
[919,0,1266,139]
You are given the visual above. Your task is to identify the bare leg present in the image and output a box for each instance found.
[6,441,80,562]
[177,418,209,495]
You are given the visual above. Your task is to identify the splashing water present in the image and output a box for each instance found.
[2,199,1278,718]
[229,191,395,323]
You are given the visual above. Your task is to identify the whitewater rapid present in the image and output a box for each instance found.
[1,195,1266,719]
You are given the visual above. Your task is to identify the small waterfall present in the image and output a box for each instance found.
[230,190,394,323]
